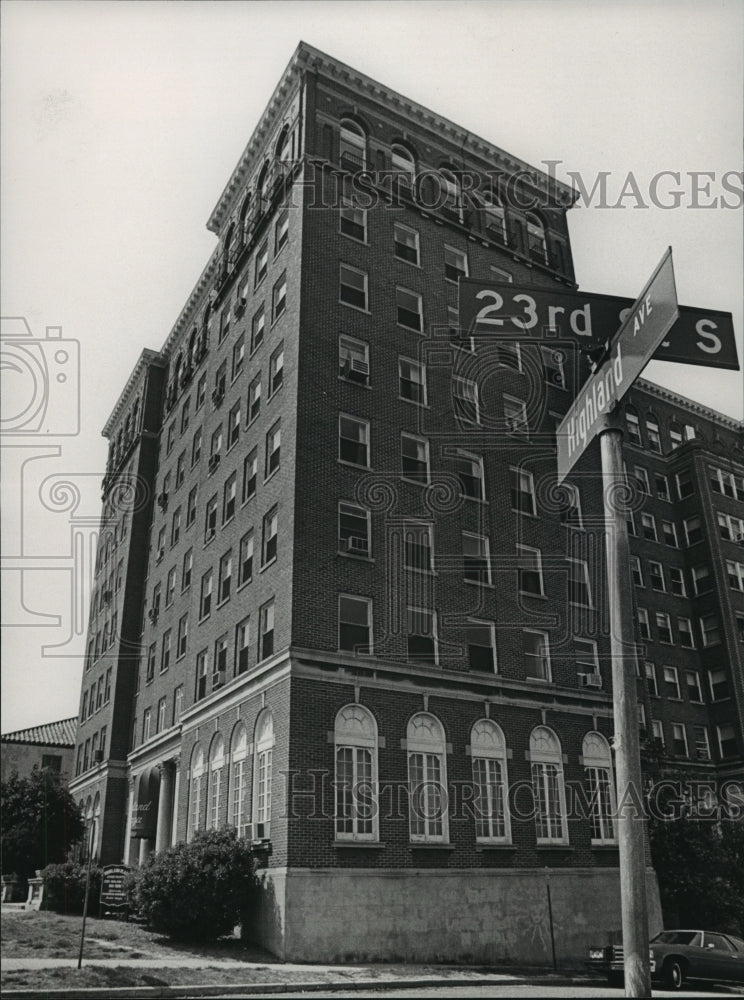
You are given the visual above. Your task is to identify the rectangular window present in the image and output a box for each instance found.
[235,617,250,675]
[646,419,661,453]
[401,433,429,483]
[684,515,702,546]
[394,222,420,264]
[173,686,183,724]
[466,621,496,672]
[196,373,206,410]
[631,556,644,588]
[339,414,370,467]
[634,466,650,495]
[718,512,744,541]
[669,567,686,596]
[265,420,281,477]
[638,608,650,640]
[338,501,370,557]
[228,402,241,449]
[676,470,694,499]
[251,305,265,353]
[255,239,268,286]
[191,428,202,467]
[339,197,366,242]
[195,650,208,701]
[218,550,232,604]
[648,561,665,592]
[142,709,152,743]
[532,761,567,843]
[269,345,284,395]
[214,363,227,402]
[625,411,642,446]
[262,507,278,565]
[222,472,237,525]
[672,723,688,757]
[453,374,479,424]
[231,334,245,381]
[523,630,550,681]
[177,614,188,659]
[213,634,229,685]
[403,522,433,573]
[504,395,528,435]
[218,308,230,345]
[209,424,223,463]
[398,356,426,404]
[165,567,176,607]
[157,697,167,734]
[339,335,370,384]
[175,451,186,489]
[340,264,368,310]
[576,638,599,675]
[199,569,213,619]
[275,209,289,253]
[396,286,423,331]
[182,548,193,591]
[517,544,544,596]
[186,486,197,527]
[243,448,257,502]
[238,530,254,586]
[171,507,182,547]
[408,750,445,842]
[700,614,721,647]
[709,669,729,701]
[678,617,694,648]
[510,466,535,514]
[710,466,739,498]
[717,724,737,758]
[259,599,275,661]
[655,473,670,501]
[456,450,485,501]
[651,719,664,746]
[641,513,657,542]
[339,594,372,653]
[686,671,703,703]
[644,661,658,697]
[248,376,261,423]
[336,743,376,841]
[726,560,744,591]
[272,274,287,321]
[568,558,592,607]
[662,520,678,547]
[692,564,713,595]
[656,612,673,644]
[407,607,437,663]
[160,630,171,673]
[146,643,156,682]
[463,533,492,585]
[444,245,468,283]
[662,665,680,699]
[204,495,218,542]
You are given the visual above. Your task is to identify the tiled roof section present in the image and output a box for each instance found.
[1,717,78,748]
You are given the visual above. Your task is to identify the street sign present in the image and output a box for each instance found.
[458,278,738,370]
[556,247,679,482]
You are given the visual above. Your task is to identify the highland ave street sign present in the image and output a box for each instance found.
[458,278,738,369]
[556,248,679,483]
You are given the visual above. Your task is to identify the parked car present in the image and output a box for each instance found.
[586,943,655,986]
[650,929,744,990]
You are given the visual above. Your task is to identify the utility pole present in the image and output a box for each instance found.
[599,414,651,998]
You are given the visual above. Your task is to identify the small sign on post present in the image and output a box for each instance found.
[100,864,132,916]
[556,247,679,482]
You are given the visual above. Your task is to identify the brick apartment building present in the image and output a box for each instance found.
[68,42,743,963]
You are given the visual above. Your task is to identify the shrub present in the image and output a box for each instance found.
[1,769,84,880]
[132,828,255,940]
[41,861,103,916]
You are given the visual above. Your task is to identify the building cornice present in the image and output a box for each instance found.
[635,377,743,432]
[102,349,166,438]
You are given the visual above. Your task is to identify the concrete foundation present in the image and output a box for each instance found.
[248,866,663,965]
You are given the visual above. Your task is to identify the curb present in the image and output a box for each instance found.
[0,973,601,999]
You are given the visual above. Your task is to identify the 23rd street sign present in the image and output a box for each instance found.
[556,247,679,483]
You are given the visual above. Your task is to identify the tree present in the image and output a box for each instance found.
[1,767,84,880]
[132,828,255,940]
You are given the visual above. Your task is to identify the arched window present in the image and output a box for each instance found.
[526,213,547,263]
[334,704,378,841]
[257,161,270,201]
[84,796,93,855]
[470,719,511,843]
[529,726,568,844]
[239,194,253,243]
[391,143,415,185]
[207,733,225,829]
[275,125,290,162]
[440,167,461,220]
[339,119,366,170]
[223,225,235,275]
[482,193,506,243]
[669,421,683,450]
[625,405,642,447]
[188,743,204,840]
[253,710,274,837]
[229,722,250,836]
[582,732,616,844]
[407,712,448,842]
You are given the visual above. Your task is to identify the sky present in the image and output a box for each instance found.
[1,0,742,732]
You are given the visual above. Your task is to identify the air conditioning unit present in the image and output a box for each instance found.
[93,750,104,763]
[211,388,225,407]
[205,526,216,542]
[233,296,247,317]
[579,672,603,689]
[343,535,368,555]
[349,357,369,377]
[212,670,225,690]
[734,532,744,544]
[102,590,113,605]
[147,607,159,624]
[253,821,269,841]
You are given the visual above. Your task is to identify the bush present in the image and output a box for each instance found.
[41,861,103,916]
[1,769,84,880]
[132,828,255,940]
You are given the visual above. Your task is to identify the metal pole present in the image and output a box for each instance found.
[77,825,94,970]
[598,418,651,999]
[545,869,557,971]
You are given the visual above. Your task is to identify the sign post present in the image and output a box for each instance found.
[558,248,679,998]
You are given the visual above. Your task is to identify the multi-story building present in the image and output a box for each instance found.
[68,42,742,963]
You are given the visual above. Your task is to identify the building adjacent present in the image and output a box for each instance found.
[68,42,743,963]
[1,717,77,782]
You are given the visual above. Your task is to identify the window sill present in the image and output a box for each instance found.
[535,843,573,851]
[337,550,375,563]
[399,396,429,407]
[520,590,547,601]
[339,231,369,246]
[338,459,372,472]
[397,323,424,335]
[264,469,280,486]
[334,840,385,849]
[465,579,495,589]
[260,557,277,573]
[409,842,455,850]
[591,842,619,850]
[237,578,252,593]
[339,300,370,315]
[339,376,372,390]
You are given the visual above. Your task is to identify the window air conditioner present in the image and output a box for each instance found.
[93,750,104,763]
[579,672,602,689]
[343,535,368,554]
[349,358,369,377]
[254,822,269,841]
